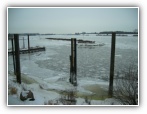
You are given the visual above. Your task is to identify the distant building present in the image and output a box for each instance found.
[75,33,80,35]
[82,32,86,34]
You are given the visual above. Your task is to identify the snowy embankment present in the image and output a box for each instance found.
[8,71,121,106]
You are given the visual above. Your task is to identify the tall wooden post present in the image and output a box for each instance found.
[23,37,25,49]
[69,55,72,83]
[108,32,116,97]
[11,38,16,74]
[70,38,77,86]
[70,39,74,84]
[28,35,30,53]
[74,38,77,83]
[14,34,21,84]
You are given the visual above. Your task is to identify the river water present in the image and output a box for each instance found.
[8,34,138,85]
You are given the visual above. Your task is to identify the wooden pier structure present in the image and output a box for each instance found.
[8,33,116,97]
[8,47,45,55]
[8,34,45,55]
[8,34,46,84]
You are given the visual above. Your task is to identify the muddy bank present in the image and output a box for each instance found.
[49,84,109,101]
[82,84,108,100]
[8,71,109,103]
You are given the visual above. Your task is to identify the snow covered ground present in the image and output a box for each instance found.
[8,71,121,106]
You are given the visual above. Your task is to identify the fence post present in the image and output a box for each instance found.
[28,35,30,53]
[11,38,16,74]
[14,34,21,84]
[108,32,116,97]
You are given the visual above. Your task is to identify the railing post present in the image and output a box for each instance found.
[14,34,21,84]
[108,32,116,97]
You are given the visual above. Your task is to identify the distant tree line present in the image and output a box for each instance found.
[99,31,138,34]
[8,33,40,36]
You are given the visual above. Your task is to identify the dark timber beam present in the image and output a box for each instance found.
[11,38,16,74]
[108,32,116,97]
[14,34,21,84]
[28,35,30,53]
[70,38,77,86]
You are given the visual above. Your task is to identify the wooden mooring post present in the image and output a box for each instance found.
[23,37,25,49]
[14,34,21,84]
[70,38,77,86]
[11,38,16,74]
[108,32,116,97]
[28,35,30,53]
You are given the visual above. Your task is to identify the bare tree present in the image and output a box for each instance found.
[133,29,138,33]
[113,65,138,105]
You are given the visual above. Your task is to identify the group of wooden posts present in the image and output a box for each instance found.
[69,33,116,97]
[10,32,116,97]
[10,34,31,84]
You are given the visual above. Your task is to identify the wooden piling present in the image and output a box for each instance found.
[11,38,16,74]
[14,34,21,84]
[69,55,72,83]
[108,32,116,97]
[74,38,77,83]
[70,38,77,86]
[28,35,30,53]
[23,37,25,49]
[70,39,73,84]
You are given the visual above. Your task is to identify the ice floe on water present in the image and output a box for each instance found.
[8,35,138,105]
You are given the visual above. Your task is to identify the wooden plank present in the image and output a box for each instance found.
[8,47,45,55]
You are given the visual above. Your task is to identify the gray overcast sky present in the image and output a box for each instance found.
[8,7,138,34]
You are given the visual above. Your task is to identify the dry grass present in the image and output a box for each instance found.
[113,66,138,105]
[44,100,59,105]
[9,87,17,95]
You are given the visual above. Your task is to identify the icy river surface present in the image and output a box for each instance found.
[8,34,138,102]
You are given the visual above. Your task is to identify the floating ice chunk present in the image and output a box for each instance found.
[115,55,122,57]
